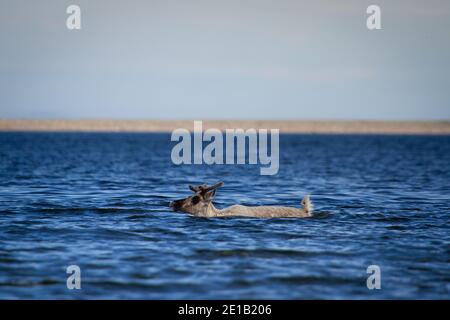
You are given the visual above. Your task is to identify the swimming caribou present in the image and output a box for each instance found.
[169,182,313,218]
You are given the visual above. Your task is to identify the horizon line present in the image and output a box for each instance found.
[1,119,450,134]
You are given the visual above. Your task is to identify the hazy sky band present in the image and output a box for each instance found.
[1,0,449,120]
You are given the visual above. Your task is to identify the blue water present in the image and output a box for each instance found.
[0,133,449,299]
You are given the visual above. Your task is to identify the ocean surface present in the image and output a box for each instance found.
[0,132,449,299]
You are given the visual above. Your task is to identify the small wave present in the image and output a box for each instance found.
[386,225,408,231]
[373,216,413,222]
[271,275,358,285]
[195,248,314,258]
[96,227,160,241]
[30,207,150,214]
[311,211,331,219]
[193,248,353,259]
[126,214,148,220]
[0,279,60,287]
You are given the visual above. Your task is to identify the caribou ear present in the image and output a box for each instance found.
[207,182,223,191]
[190,182,224,194]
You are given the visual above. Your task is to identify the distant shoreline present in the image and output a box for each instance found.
[1,119,450,134]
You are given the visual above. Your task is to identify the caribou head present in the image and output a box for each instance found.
[169,182,224,216]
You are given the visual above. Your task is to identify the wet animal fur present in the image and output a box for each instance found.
[170,182,313,218]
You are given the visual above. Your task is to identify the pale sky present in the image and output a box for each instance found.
[0,0,449,120]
